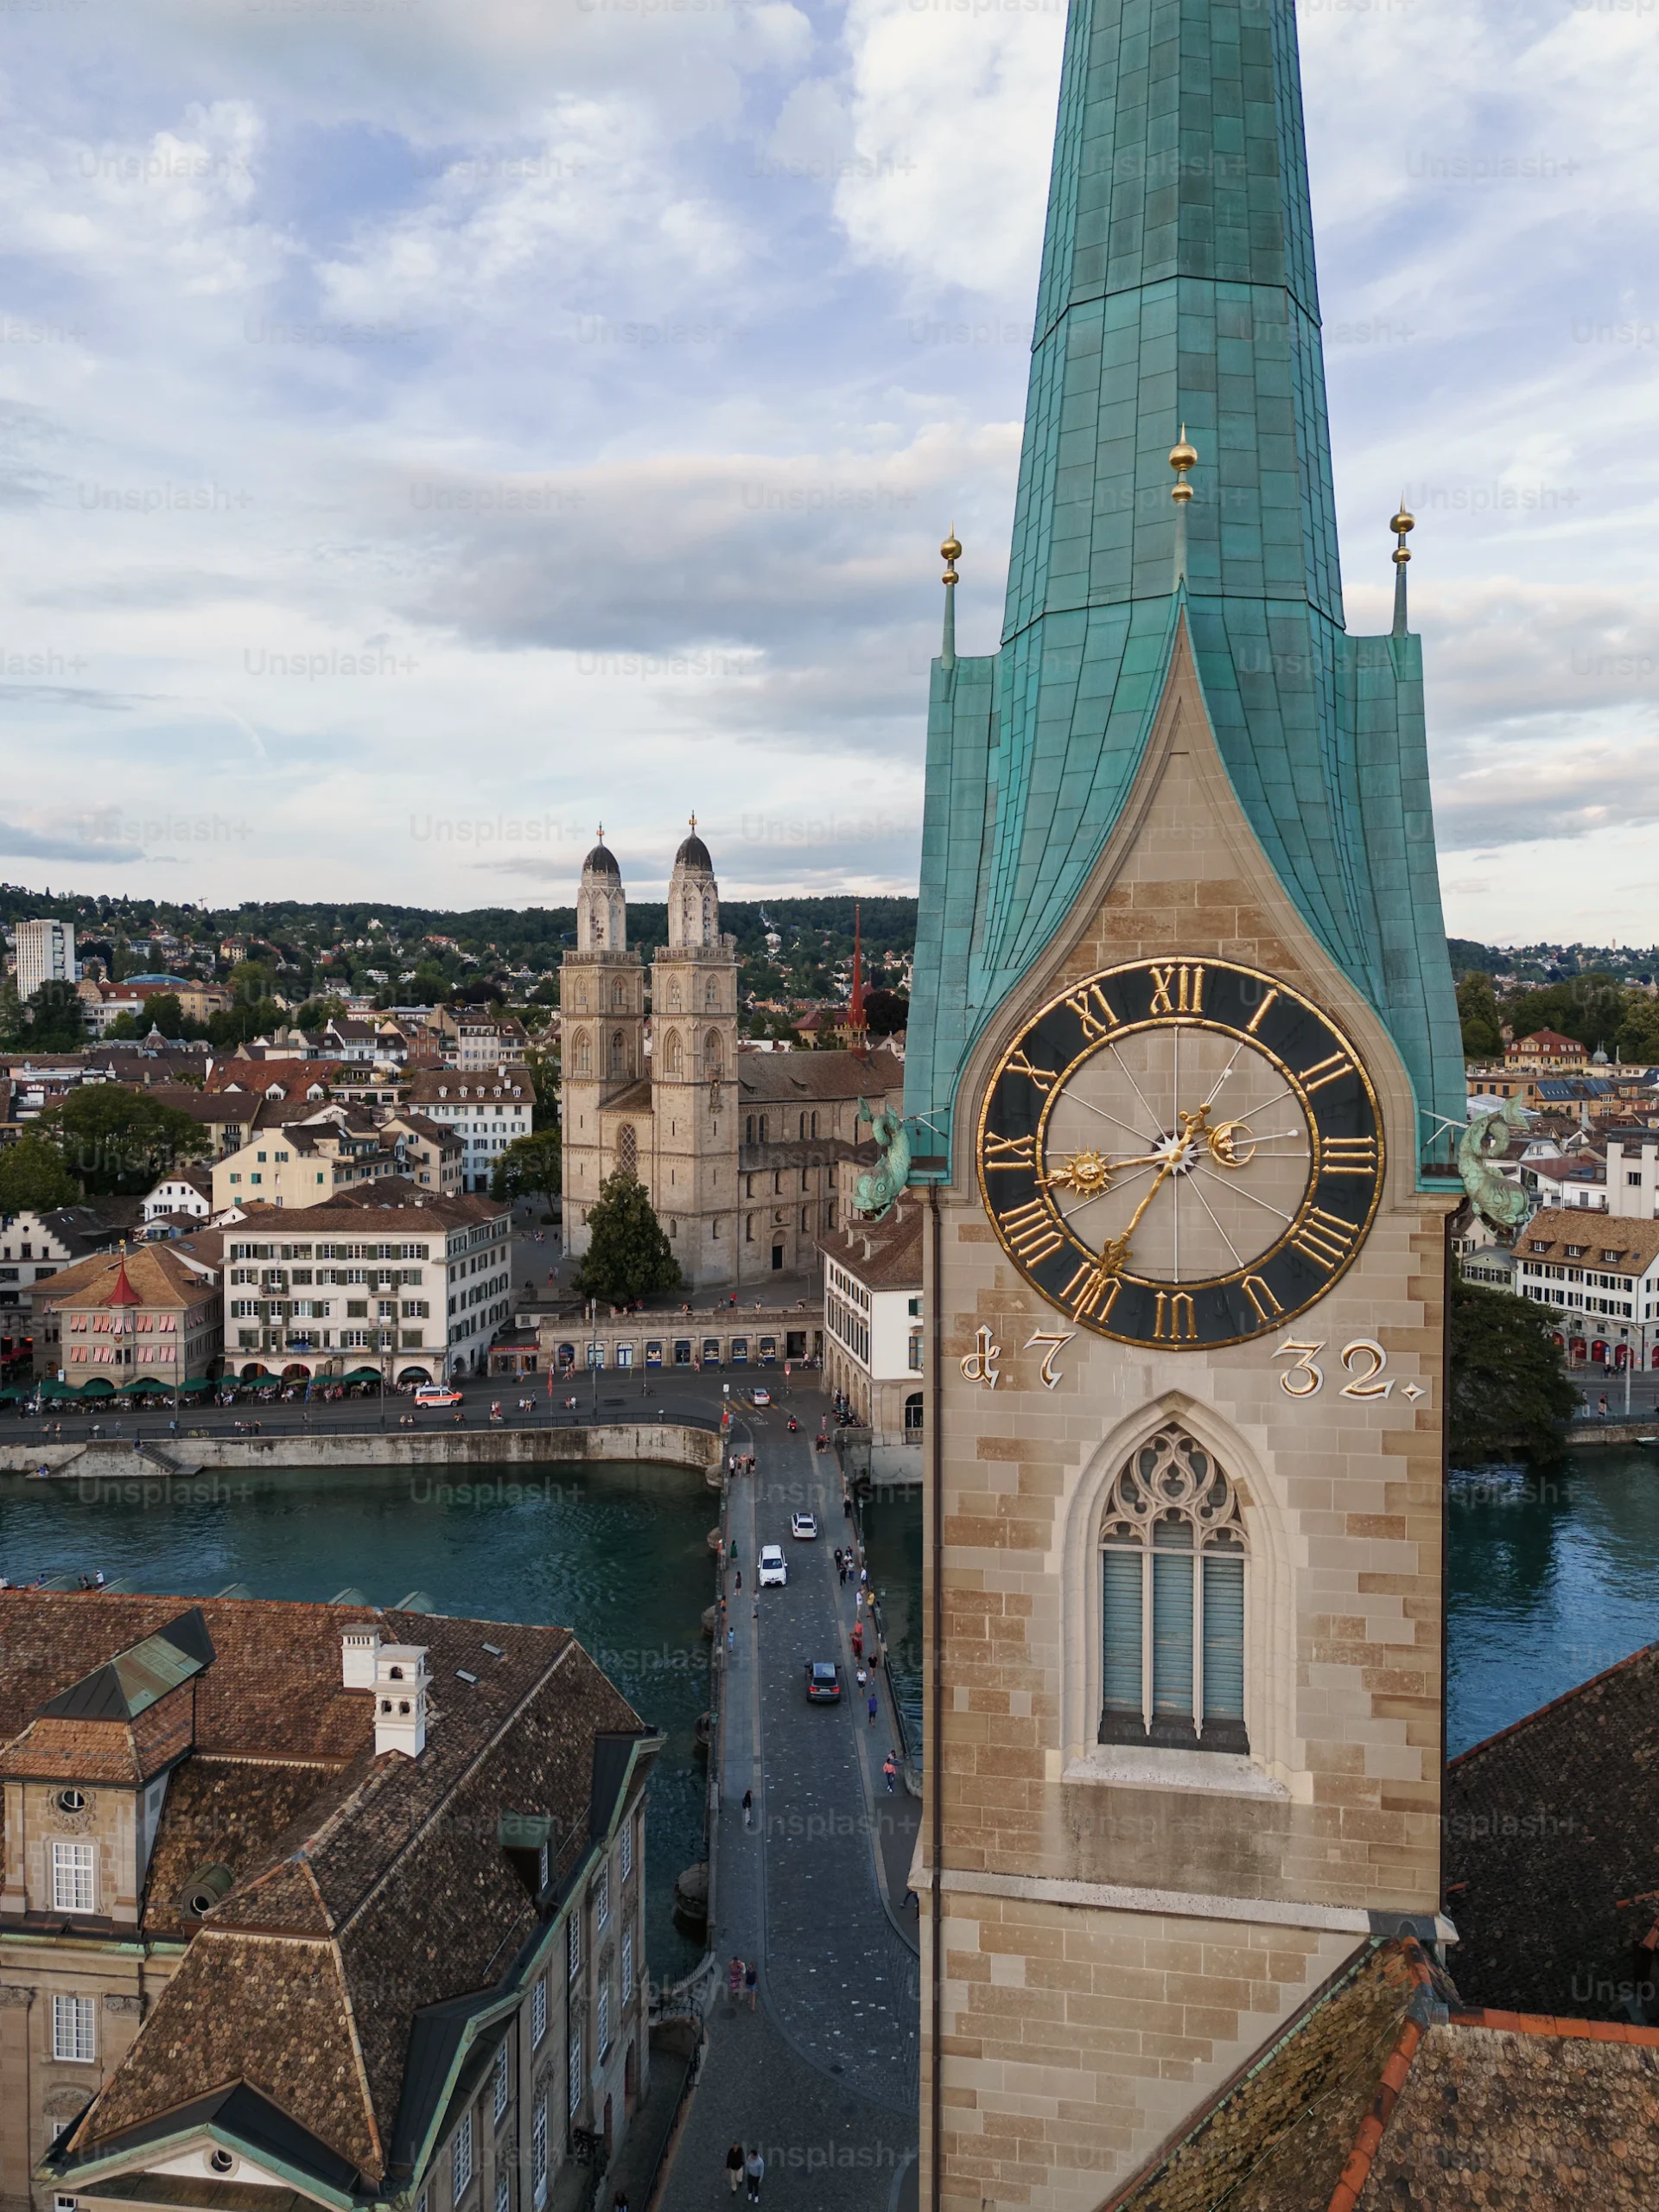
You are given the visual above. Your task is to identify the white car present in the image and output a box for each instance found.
[758,1544,788,1588]
[414,1385,464,1408]
[791,1512,818,1541]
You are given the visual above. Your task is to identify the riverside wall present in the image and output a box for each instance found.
[0,1424,726,1484]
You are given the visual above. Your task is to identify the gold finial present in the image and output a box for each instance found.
[1169,424,1198,504]
[941,525,961,586]
[1391,498,1414,565]
[596,823,604,840]
[689,812,696,833]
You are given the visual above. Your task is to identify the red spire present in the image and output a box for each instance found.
[106,1248,141,1307]
[849,904,868,1049]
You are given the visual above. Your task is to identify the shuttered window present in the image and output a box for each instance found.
[1151,1521,1194,1719]
[1096,1427,1249,1756]
[1203,1552,1246,1724]
[1101,1551,1143,1719]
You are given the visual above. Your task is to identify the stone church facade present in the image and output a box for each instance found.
[561,826,902,1289]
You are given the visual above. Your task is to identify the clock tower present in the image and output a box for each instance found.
[902,4,1466,2206]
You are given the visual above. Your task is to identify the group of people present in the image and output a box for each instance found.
[724,2143,766,2201]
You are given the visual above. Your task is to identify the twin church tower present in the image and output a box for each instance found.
[904,1,1466,2204]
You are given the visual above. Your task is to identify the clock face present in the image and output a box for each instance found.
[976,958,1385,1348]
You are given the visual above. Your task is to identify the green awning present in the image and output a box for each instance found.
[176,1377,213,1395]
[35,1378,80,1399]
[79,1378,116,1396]
[341,1367,385,1382]
[118,1377,174,1395]
[0,1385,22,1402]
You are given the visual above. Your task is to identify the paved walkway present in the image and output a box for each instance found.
[659,1421,918,2212]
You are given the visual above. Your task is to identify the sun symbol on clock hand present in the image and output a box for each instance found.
[1043,1147,1115,1199]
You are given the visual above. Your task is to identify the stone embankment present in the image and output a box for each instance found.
[0,1424,723,1484]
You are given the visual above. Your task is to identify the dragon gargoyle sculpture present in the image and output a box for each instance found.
[854,1097,912,1222]
[1457,1094,1534,1232]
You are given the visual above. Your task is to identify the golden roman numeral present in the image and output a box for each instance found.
[1153,1290,1198,1342]
[1291,1207,1359,1273]
[1298,1052,1354,1096]
[1063,983,1119,1039]
[999,1199,1064,1265]
[1321,1136,1377,1177]
[1148,963,1205,1015]
[1061,1261,1122,1324]
[1242,1273,1282,1322]
[982,1132,1036,1173]
[1245,988,1279,1034]
[1007,1051,1058,1096]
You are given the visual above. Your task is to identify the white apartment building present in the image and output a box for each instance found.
[14,915,75,1000]
[223,1192,514,1382]
[403,1067,533,1192]
[1512,1206,1659,1372]
[820,1197,924,1477]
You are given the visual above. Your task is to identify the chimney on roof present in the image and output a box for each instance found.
[373,1643,428,1757]
[341,1623,381,1688]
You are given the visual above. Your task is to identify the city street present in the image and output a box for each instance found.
[661,1420,919,2211]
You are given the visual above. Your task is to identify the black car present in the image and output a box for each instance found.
[804,1660,843,1703]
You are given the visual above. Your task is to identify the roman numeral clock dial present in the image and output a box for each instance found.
[976,960,1386,1349]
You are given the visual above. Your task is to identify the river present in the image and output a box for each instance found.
[4,1441,1653,1967]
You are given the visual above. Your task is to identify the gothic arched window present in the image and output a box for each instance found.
[608,1030,625,1077]
[702,1029,723,1078]
[662,1030,683,1078]
[668,979,683,1012]
[616,1123,638,1175]
[1099,1427,1248,1755]
[572,1029,592,1077]
[611,979,626,1011]
[705,977,718,1009]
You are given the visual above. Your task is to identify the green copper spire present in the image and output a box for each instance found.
[906,0,1464,1171]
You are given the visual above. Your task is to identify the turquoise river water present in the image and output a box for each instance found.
[3,1441,1657,1979]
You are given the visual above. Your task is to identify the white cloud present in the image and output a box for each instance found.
[0,0,1645,936]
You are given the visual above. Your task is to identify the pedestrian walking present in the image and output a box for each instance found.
[851,1620,863,1659]
[868,1689,879,1726]
[728,1626,735,1654]
[883,1752,897,1794]
[725,2144,745,2196]
[745,2148,765,2203]
[742,1788,753,1829]
[728,1955,744,2002]
[613,2191,629,2212]
[745,1960,758,2010]
[860,1563,868,1589]
[734,1567,742,1592]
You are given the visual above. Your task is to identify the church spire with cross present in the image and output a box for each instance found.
[906,0,1462,1167]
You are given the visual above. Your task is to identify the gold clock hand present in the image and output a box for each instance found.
[1096,1155,1179,1277]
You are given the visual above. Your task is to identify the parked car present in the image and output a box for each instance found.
[804,1660,842,1703]
[758,1544,788,1588]
[751,1386,772,1407]
[791,1511,818,1540]
[414,1385,464,1408]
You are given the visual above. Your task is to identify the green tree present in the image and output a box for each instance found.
[571,1167,680,1308]
[1449,1272,1579,1465]
[491,1127,562,1213]
[1617,994,1659,1065]
[523,1043,560,1126]
[141,993,186,1039]
[104,1011,143,1040]
[863,987,910,1038]
[39,1088,209,1196]
[1455,974,1503,1059]
[0,1131,80,1214]
[293,995,346,1032]
[24,980,86,1050]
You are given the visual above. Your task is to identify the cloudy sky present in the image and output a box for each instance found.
[0,0,1653,943]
